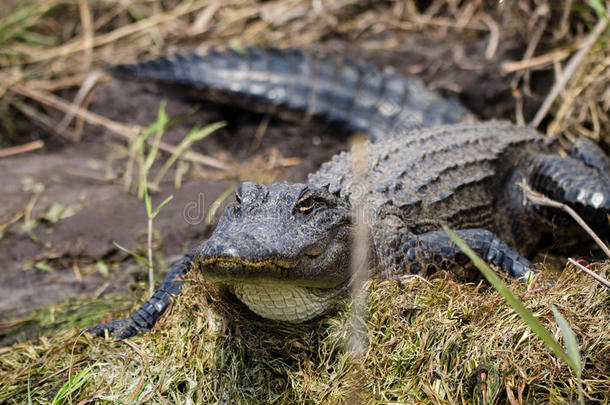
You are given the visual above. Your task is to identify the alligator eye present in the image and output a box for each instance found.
[234,192,242,205]
[296,197,315,214]
[295,195,326,214]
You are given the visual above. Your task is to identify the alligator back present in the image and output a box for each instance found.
[309,121,558,250]
[108,47,471,142]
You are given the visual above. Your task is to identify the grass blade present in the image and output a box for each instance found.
[552,305,582,377]
[442,225,579,373]
[151,195,174,218]
[186,121,226,142]
[27,374,32,405]
[52,365,94,405]
[113,242,150,267]
[151,121,225,188]
[206,186,235,226]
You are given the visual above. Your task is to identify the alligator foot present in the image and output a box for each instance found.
[87,249,197,339]
[392,228,536,281]
[87,318,149,339]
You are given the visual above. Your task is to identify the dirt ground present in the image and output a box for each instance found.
[0,33,562,323]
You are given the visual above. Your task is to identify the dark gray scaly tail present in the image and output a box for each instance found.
[88,249,197,339]
[108,47,471,142]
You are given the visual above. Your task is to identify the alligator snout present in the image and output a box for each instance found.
[198,231,301,267]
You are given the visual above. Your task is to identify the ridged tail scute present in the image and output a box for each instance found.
[107,47,472,142]
[87,248,197,339]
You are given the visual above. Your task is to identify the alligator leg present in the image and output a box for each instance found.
[393,229,536,281]
[87,249,197,339]
[527,147,610,227]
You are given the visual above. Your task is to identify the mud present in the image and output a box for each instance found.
[0,34,546,322]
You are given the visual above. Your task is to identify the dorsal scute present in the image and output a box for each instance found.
[309,121,555,218]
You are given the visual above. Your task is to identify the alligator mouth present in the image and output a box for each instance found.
[197,251,348,289]
[198,256,298,272]
[197,256,309,286]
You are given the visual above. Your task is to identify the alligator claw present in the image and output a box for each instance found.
[86,318,146,340]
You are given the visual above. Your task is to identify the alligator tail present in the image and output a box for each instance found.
[108,47,471,142]
[88,248,197,339]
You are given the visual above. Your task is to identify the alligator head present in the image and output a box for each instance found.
[195,182,353,322]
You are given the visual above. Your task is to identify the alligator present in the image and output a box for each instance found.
[89,47,610,339]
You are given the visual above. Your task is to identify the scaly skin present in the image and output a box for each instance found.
[108,47,472,142]
[89,48,610,339]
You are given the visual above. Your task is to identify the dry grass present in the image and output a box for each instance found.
[0,0,605,141]
[547,31,610,148]
[1,266,609,404]
[1,0,609,404]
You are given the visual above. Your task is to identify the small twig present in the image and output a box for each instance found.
[78,0,94,68]
[501,43,579,73]
[518,287,548,299]
[123,340,151,403]
[530,11,608,127]
[397,274,432,286]
[72,261,82,282]
[516,7,548,97]
[389,16,486,32]
[279,157,301,167]
[557,0,574,39]
[63,168,111,183]
[0,210,24,232]
[250,114,271,152]
[56,69,105,140]
[12,100,77,140]
[0,140,44,158]
[92,281,111,299]
[28,73,91,92]
[480,14,499,60]
[519,180,610,258]
[190,2,221,35]
[514,89,525,125]
[568,258,610,290]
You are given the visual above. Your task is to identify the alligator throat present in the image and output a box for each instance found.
[231,282,346,323]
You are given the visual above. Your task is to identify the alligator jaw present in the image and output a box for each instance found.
[196,256,351,322]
